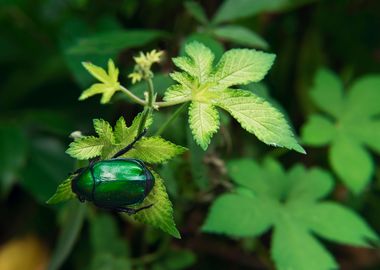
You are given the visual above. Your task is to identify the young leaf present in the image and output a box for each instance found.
[188,102,219,150]
[217,90,305,153]
[79,59,121,104]
[302,69,380,193]
[165,41,303,152]
[214,49,275,87]
[46,177,76,204]
[203,158,379,270]
[123,137,187,164]
[132,171,180,238]
[66,136,104,160]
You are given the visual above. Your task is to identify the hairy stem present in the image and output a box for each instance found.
[155,102,188,136]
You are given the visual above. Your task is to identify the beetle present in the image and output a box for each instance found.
[71,129,154,215]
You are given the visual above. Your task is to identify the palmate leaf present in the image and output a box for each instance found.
[165,41,304,153]
[202,158,379,270]
[79,59,121,104]
[52,114,185,237]
[302,69,380,193]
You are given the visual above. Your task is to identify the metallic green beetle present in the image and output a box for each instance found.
[71,129,154,214]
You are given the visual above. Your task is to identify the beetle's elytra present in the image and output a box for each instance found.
[70,129,154,214]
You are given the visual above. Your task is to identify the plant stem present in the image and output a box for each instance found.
[119,85,146,106]
[155,97,192,107]
[137,78,155,135]
[155,102,188,136]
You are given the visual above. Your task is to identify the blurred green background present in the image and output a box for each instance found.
[0,0,379,269]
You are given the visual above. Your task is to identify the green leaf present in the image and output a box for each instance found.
[329,136,373,194]
[46,177,76,204]
[204,159,378,270]
[66,136,104,160]
[202,193,275,237]
[123,137,187,164]
[305,203,379,247]
[272,217,338,270]
[183,41,214,83]
[132,171,180,238]
[184,1,208,25]
[79,59,121,104]
[188,102,220,150]
[214,49,275,88]
[301,70,380,193]
[48,202,86,270]
[301,115,335,146]
[168,41,302,151]
[217,90,305,153]
[213,25,268,49]
[310,69,344,118]
[345,75,380,118]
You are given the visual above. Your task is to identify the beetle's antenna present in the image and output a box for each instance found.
[112,128,147,158]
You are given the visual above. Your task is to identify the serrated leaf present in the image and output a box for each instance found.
[132,171,180,238]
[168,41,302,152]
[163,85,192,102]
[46,177,76,204]
[301,115,335,146]
[184,41,214,83]
[93,118,115,143]
[329,135,373,194]
[123,137,187,164]
[217,89,305,153]
[188,102,219,150]
[66,136,104,160]
[202,193,275,237]
[213,49,275,87]
[79,59,121,104]
[184,1,208,25]
[213,25,268,49]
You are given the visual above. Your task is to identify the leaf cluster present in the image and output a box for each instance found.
[165,41,304,153]
[302,69,380,193]
[203,158,379,270]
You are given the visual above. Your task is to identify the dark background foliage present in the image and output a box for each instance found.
[0,0,379,269]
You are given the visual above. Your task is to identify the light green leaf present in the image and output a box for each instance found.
[170,72,194,90]
[217,90,305,153]
[123,137,187,164]
[301,115,335,146]
[202,193,275,237]
[213,25,268,49]
[66,136,104,160]
[306,203,379,247]
[310,69,344,118]
[114,117,129,144]
[189,102,220,150]
[163,85,192,102]
[79,59,121,104]
[329,136,373,194]
[214,49,275,88]
[184,41,215,83]
[286,167,334,203]
[93,118,115,143]
[272,217,338,270]
[133,171,180,238]
[184,1,208,25]
[47,177,76,204]
[345,75,380,118]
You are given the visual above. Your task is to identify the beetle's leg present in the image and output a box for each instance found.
[115,204,153,215]
[112,128,147,158]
